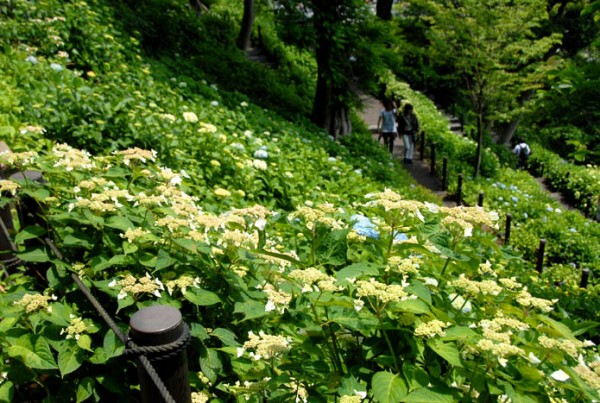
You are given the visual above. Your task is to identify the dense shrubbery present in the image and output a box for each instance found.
[528,144,600,218]
[1,0,600,402]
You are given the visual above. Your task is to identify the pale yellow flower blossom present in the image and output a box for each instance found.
[240,331,291,360]
[117,148,157,166]
[356,278,411,303]
[414,319,451,338]
[0,180,20,195]
[121,227,151,243]
[14,293,56,313]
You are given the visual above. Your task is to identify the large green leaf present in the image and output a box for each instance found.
[316,229,349,266]
[7,335,57,370]
[17,247,50,263]
[15,225,47,244]
[63,232,95,249]
[400,387,454,402]
[372,371,408,403]
[0,380,14,403]
[233,300,269,322]
[104,216,135,231]
[335,262,381,283]
[396,298,430,314]
[76,377,95,403]
[427,339,463,368]
[58,345,84,377]
[211,328,240,347]
[535,314,576,339]
[199,347,222,384]
[184,288,221,306]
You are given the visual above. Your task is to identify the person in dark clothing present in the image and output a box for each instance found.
[397,103,419,164]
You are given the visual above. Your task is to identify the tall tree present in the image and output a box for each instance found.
[376,0,394,20]
[237,0,255,51]
[414,0,561,176]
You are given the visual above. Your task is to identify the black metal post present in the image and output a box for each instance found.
[442,158,448,191]
[420,131,426,161]
[580,269,590,289]
[536,239,546,273]
[457,174,463,206]
[504,213,512,245]
[540,163,544,178]
[130,306,192,403]
[430,142,436,176]
[478,192,484,207]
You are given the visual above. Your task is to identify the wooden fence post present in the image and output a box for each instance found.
[504,213,512,245]
[129,306,192,403]
[536,239,546,273]
[457,174,463,206]
[580,268,590,289]
[478,192,484,207]
[430,142,436,176]
[442,158,448,191]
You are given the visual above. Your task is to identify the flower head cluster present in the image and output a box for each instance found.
[117,148,157,166]
[263,283,292,313]
[60,315,89,340]
[289,267,340,293]
[183,111,198,123]
[14,293,56,313]
[109,273,164,299]
[191,391,210,403]
[574,359,600,389]
[386,255,422,275]
[165,275,200,295]
[450,274,502,296]
[356,278,412,304]
[498,277,522,290]
[414,319,451,338]
[288,202,343,230]
[70,187,134,213]
[0,150,38,167]
[0,180,20,196]
[120,227,151,243]
[516,289,557,312]
[441,206,499,230]
[476,338,524,360]
[364,189,425,221]
[199,122,217,133]
[538,335,593,359]
[239,331,292,360]
[52,144,95,171]
[217,229,259,249]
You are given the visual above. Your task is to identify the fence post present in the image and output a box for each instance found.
[457,174,463,206]
[478,192,484,207]
[420,131,426,161]
[540,163,544,178]
[504,213,512,245]
[430,142,436,176]
[535,239,546,273]
[442,158,448,191]
[129,306,192,403]
[580,268,590,289]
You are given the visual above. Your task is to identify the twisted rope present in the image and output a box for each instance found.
[123,323,191,362]
[45,238,178,403]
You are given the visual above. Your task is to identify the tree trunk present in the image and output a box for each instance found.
[188,0,208,17]
[376,0,394,20]
[237,0,255,51]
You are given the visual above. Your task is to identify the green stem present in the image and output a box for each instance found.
[440,257,452,277]
[310,296,340,373]
[377,304,399,373]
[310,227,316,266]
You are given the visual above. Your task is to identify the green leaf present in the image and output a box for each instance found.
[396,299,430,314]
[155,249,175,271]
[63,232,95,249]
[15,225,47,244]
[104,216,135,231]
[402,363,429,392]
[211,328,240,347]
[58,345,84,377]
[504,383,538,403]
[335,262,381,283]
[103,330,124,360]
[0,380,14,403]
[406,281,432,305]
[7,335,57,370]
[535,314,575,339]
[372,371,408,403]
[316,229,349,266]
[427,339,463,368]
[184,288,221,306]
[17,247,50,263]
[199,347,222,384]
[440,326,478,342]
[400,387,454,402]
[233,300,269,322]
[76,377,95,403]
[77,334,93,351]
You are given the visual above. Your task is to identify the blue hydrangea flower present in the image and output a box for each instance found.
[351,214,380,240]
[254,149,268,159]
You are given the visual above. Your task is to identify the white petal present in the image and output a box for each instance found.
[550,370,570,382]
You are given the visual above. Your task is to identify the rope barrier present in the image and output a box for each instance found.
[44,237,179,403]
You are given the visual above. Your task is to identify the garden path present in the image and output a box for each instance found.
[357,93,455,207]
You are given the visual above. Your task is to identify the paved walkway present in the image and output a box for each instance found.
[358,93,454,206]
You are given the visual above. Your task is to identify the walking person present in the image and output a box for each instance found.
[377,100,397,154]
[512,137,531,170]
[397,103,419,164]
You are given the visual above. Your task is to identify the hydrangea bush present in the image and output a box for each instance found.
[0,148,599,401]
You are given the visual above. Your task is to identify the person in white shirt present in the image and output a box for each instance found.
[377,100,397,154]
